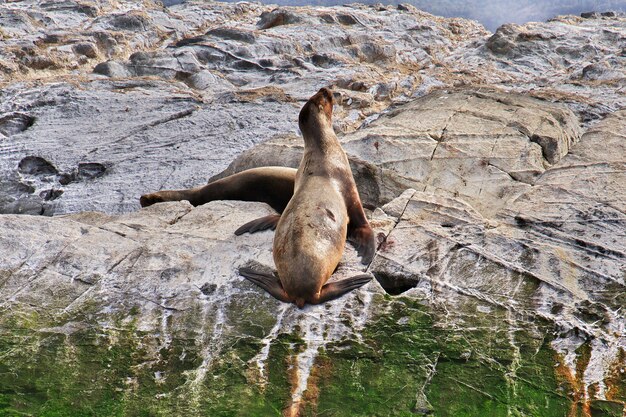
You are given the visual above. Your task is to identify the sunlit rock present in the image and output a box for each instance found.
[0,0,624,415]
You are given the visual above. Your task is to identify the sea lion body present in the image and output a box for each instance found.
[140,166,295,214]
[240,88,372,307]
[274,166,349,305]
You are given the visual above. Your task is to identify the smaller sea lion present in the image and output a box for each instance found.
[140,166,295,214]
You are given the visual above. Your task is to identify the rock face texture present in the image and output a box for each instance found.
[0,1,624,416]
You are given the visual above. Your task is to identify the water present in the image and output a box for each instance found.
[162,0,626,31]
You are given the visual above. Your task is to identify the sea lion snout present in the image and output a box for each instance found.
[299,87,334,129]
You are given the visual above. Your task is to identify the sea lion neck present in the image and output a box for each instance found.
[301,123,338,152]
[298,87,336,151]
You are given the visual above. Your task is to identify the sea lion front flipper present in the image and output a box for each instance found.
[347,226,376,265]
[234,214,281,236]
[239,267,291,303]
[314,274,372,304]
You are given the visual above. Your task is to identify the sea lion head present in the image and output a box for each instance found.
[298,87,334,137]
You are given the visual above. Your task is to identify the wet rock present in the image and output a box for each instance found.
[17,156,58,176]
[0,113,34,136]
[39,188,63,200]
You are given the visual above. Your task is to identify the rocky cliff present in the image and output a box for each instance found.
[0,1,624,416]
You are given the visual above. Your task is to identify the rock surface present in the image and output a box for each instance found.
[0,1,624,416]
[217,89,583,217]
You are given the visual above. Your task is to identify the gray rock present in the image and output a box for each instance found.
[207,27,258,44]
[93,12,152,32]
[0,112,34,136]
[0,194,48,215]
[93,60,133,77]
[257,8,306,29]
[72,42,98,58]
[0,80,298,214]
[452,13,626,123]
[219,89,581,217]
[0,1,625,414]
[17,156,58,176]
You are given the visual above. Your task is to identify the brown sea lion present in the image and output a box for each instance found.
[140,166,295,234]
[140,141,375,263]
[239,87,372,307]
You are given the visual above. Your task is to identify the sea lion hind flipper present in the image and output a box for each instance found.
[238,267,291,303]
[140,193,166,208]
[234,214,281,236]
[314,274,372,304]
[347,226,376,265]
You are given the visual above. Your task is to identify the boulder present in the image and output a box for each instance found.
[217,89,582,216]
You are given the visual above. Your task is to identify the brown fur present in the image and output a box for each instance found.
[268,87,371,307]
[140,166,296,213]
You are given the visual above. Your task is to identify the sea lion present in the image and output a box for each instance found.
[140,166,295,233]
[239,87,372,307]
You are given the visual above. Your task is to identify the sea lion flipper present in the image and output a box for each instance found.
[314,274,372,304]
[234,214,281,236]
[239,267,291,303]
[347,226,376,265]
[140,192,166,207]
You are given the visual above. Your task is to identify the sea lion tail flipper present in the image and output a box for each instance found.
[314,274,372,304]
[140,193,167,207]
[347,226,376,265]
[234,215,281,236]
[239,267,291,303]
